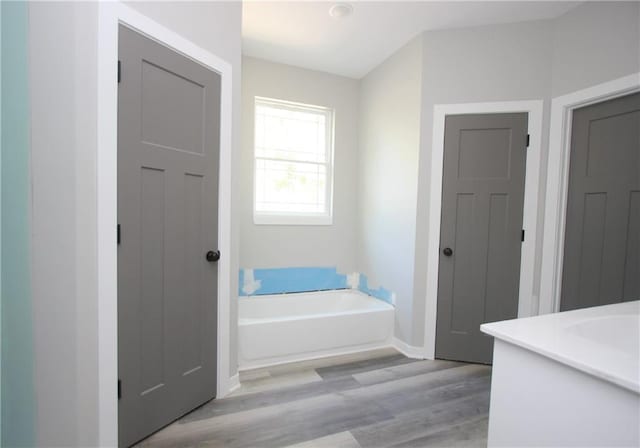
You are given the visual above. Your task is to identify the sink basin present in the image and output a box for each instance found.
[566,314,640,356]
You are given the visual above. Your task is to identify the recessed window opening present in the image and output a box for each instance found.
[253,96,335,225]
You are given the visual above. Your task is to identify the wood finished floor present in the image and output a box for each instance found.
[137,349,492,448]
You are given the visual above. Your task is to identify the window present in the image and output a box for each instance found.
[253,97,335,225]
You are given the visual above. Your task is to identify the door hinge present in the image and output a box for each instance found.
[118,60,121,83]
[526,134,530,148]
[117,224,121,245]
[118,379,122,399]
[521,229,525,242]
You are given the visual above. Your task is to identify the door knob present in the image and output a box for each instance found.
[206,250,220,262]
[442,247,453,257]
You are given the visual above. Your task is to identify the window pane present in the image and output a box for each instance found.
[255,159,327,214]
[255,104,327,163]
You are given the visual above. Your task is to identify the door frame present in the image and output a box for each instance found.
[97,3,234,445]
[423,100,544,360]
[539,73,640,315]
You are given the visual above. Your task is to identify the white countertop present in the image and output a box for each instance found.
[481,301,640,394]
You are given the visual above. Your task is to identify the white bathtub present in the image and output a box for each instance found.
[238,290,394,369]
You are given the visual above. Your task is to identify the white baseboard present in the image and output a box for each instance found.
[227,373,240,395]
[217,372,240,398]
[236,339,426,374]
[239,341,393,371]
[392,337,424,359]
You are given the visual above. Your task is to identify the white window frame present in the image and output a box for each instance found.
[253,96,335,226]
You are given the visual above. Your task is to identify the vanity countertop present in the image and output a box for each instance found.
[481,300,640,393]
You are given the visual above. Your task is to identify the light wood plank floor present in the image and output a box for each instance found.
[137,348,492,448]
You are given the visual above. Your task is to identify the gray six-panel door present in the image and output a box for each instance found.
[118,25,221,447]
[561,93,640,311]
[436,113,528,364]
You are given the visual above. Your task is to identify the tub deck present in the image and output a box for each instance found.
[137,348,492,448]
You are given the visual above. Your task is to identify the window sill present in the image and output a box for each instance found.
[253,214,333,226]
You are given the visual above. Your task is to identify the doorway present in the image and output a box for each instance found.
[560,92,640,311]
[435,113,528,364]
[117,25,221,447]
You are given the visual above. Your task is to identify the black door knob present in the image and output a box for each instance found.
[206,250,220,262]
[443,247,453,257]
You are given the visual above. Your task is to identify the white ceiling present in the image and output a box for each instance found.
[242,1,580,79]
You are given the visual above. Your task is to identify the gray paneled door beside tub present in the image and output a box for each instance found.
[118,25,221,447]
[436,113,528,365]
[561,92,640,312]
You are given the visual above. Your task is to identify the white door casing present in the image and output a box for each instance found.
[97,3,233,445]
[540,73,640,315]
[424,100,544,360]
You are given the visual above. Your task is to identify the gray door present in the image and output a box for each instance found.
[436,113,528,364]
[118,25,220,447]
[561,93,640,311]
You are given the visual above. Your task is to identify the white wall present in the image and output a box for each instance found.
[240,57,360,273]
[29,4,97,444]
[412,19,554,347]
[74,4,100,444]
[413,2,639,349]
[551,1,640,97]
[27,2,242,445]
[357,37,423,344]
